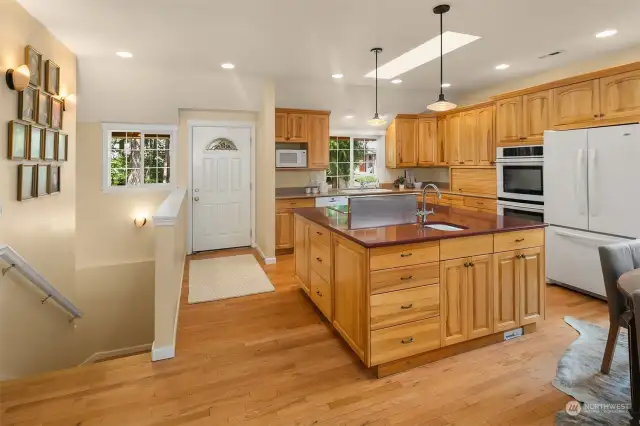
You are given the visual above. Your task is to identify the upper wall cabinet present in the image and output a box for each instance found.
[275,110,308,142]
[444,104,495,166]
[446,113,462,166]
[275,108,330,169]
[551,81,600,128]
[496,91,550,147]
[476,106,496,165]
[418,118,437,166]
[599,69,640,121]
[386,117,418,168]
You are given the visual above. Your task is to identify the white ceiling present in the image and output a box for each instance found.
[17,0,640,100]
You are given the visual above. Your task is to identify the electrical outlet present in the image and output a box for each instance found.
[504,328,524,341]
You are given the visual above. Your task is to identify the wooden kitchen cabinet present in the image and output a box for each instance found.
[467,255,493,339]
[440,258,468,347]
[476,106,496,165]
[385,116,418,168]
[435,117,448,165]
[522,90,551,143]
[287,113,307,142]
[307,114,329,169]
[446,113,462,165]
[275,113,287,142]
[599,69,640,121]
[519,246,545,326]
[493,251,520,332]
[450,167,497,197]
[551,80,600,127]
[496,96,522,146]
[418,118,437,166]
[294,216,311,294]
[460,110,477,165]
[276,212,294,249]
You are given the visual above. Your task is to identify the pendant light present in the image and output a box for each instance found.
[368,47,387,126]
[427,4,457,112]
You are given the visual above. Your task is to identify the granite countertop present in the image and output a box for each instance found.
[293,205,547,248]
[275,183,461,200]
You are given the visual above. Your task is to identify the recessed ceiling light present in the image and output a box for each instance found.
[332,74,344,79]
[596,29,618,38]
[391,79,402,84]
[441,83,451,88]
[345,115,354,119]
[365,31,481,80]
[221,63,235,69]
[116,51,133,58]
[495,64,510,70]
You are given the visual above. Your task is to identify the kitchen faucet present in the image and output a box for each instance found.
[421,183,442,225]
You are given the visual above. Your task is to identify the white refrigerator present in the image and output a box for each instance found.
[544,124,640,298]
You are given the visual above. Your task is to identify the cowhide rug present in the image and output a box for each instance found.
[554,316,631,425]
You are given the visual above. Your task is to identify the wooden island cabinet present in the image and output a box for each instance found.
[293,206,546,377]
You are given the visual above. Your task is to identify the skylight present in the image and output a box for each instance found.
[365,31,481,80]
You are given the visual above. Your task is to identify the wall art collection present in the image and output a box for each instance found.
[9,45,67,201]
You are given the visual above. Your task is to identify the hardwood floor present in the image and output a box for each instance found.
[0,248,609,425]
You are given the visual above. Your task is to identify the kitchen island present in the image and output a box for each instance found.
[293,205,547,377]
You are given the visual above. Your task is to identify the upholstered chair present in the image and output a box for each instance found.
[599,241,640,374]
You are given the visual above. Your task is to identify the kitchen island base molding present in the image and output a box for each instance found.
[375,323,537,378]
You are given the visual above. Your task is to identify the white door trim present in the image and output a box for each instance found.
[187,120,256,254]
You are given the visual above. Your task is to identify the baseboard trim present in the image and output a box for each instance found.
[151,342,176,361]
[254,244,277,265]
[82,343,152,365]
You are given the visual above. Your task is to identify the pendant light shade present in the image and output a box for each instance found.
[427,5,457,112]
[368,47,387,126]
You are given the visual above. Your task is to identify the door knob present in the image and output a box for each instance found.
[194,197,200,202]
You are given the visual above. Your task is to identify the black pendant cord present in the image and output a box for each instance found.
[439,11,443,97]
[375,49,379,116]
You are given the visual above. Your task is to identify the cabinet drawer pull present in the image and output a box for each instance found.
[400,304,413,310]
[316,257,322,263]
[316,290,322,297]
[400,253,413,258]
[400,275,413,281]
[401,337,414,344]
[515,238,525,242]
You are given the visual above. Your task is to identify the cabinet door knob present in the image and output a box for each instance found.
[401,337,414,344]
[400,253,413,258]
[194,197,200,202]
[316,231,323,236]
[469,262,475,267]
[316,257,322,263]
[316,290,322,297]
[464,262,470,267]
[593,114,599,118]
[400,304,413,310]
[600,113,605,118]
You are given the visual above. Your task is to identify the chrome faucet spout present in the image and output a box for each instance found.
[421,183,442,225]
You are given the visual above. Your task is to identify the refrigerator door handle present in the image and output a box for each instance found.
[576,149,585,215]
[588,148,597,217]
[554,229,617,245]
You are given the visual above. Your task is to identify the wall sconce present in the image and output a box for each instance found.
[134,215,148,228]
[5,64,31,91]
[59,93,75,111]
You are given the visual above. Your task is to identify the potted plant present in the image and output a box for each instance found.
[397,176,405,190]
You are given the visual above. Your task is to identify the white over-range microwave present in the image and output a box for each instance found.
[276,149,307,168]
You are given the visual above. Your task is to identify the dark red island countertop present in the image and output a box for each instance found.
[293,205,547,248]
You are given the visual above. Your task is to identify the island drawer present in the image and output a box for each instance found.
[310,270,332,320]
[309,222,331,247]
[438,194,464,206]
[276,198,315,211]
[370,317,441,365]
[440,234,494,260]
[370,262,439,294]
[370,285,439,330]
[494,229,544,253]
[464,197,497,211]
[370,242,440,271]
[310,240,331,282]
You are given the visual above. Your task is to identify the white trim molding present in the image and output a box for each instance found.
[153,188,187,226]
[254,244,277,265]
[152,343,176,362]
[101,123,178,193]
[82,343,152,365]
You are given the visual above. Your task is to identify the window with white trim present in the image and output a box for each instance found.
[327,136,378,188]
[102,124,177,191]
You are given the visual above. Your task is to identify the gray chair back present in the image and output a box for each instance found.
[599,241,640,327]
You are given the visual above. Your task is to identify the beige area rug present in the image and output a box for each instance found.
[188,254,275,304]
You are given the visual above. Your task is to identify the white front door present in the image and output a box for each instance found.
[192,125,252,252]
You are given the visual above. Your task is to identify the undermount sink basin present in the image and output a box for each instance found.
[425,223,466,232]
[338,189,393,195]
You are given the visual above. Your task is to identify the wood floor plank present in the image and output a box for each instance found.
[0,250,608,426]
